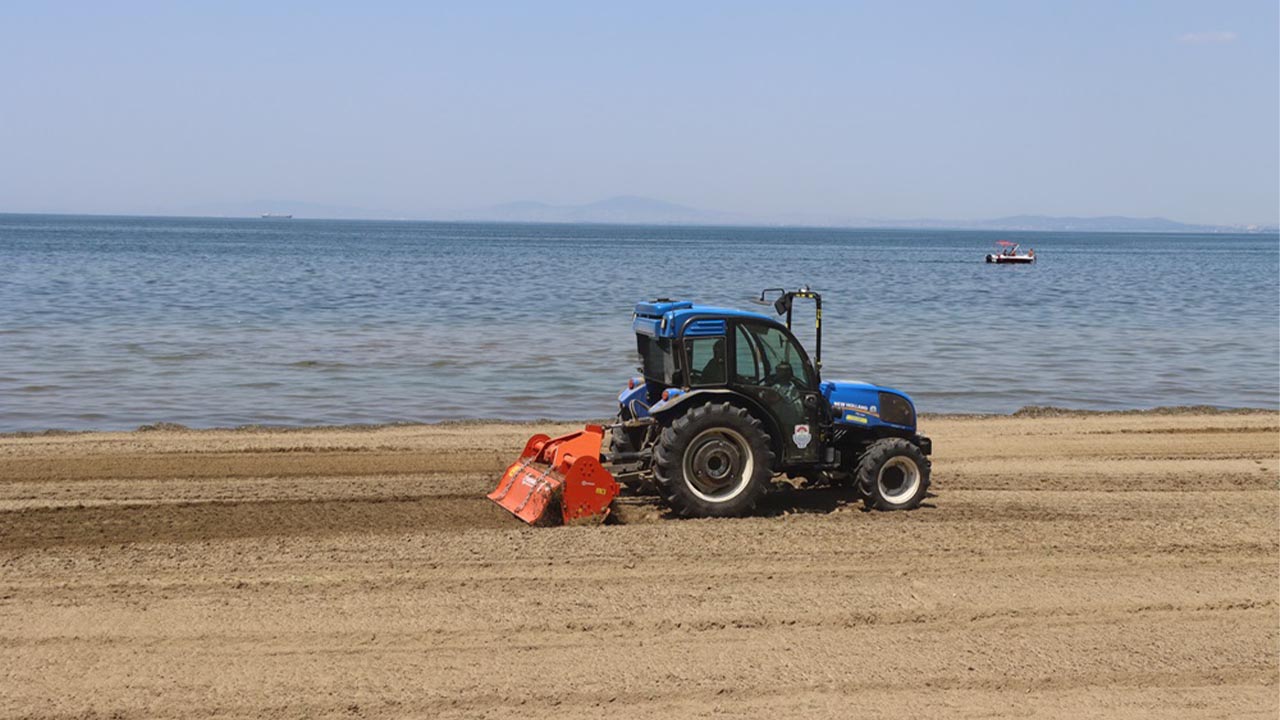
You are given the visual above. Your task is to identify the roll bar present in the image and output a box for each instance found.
[753,286,823,373]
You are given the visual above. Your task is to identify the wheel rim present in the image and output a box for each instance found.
[877,456,921,504]
[682,427,754,503]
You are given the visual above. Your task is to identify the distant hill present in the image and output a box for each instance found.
[152,195,1274,233]
[452,197,1273,233]
[459,196,741,225]
[968,215,1228,233]
[783,213,1271,233]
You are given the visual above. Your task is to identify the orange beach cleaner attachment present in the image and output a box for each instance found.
[487,425,620,524]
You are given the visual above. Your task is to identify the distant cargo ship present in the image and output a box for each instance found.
[261,212,293,219]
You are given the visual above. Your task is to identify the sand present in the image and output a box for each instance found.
[1,412,1277,718]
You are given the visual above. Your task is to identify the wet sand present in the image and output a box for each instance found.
[1,412,1277,718]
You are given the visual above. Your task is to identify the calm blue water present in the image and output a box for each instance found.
[2,214,1277,431]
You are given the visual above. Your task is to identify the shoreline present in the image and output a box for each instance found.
[3,403,1276,439]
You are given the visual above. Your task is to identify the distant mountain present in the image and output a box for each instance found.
[788,213,1270,233]
[983,215,1275,233]
[149,195,1274,233]
[970,215,1226,233]
[451,197,1272,233]
[458,196,743,225]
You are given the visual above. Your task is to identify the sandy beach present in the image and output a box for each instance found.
[1,411,1277,718]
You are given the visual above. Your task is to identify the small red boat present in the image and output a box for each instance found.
[986,240,1036,264]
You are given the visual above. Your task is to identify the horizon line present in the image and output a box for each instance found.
[1,210,1276,235]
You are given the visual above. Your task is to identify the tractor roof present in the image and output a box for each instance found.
[633,299,780,338]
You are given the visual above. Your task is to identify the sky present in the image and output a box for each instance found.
[2,1,1277,225]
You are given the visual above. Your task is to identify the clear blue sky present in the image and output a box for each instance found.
[3,1,1277,225]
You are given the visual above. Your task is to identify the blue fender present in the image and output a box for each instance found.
[646,388,784,456]
[617,379,652,419]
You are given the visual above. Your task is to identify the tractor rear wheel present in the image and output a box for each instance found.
[856,438,931,510]
[653,402,774,517]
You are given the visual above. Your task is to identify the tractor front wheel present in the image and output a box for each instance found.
[856,438,931,511]
[653,403,775,517]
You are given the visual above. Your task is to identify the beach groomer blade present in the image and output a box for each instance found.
[487,425,620,525]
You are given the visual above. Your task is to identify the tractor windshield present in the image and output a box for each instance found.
[637,335,677,386]
[735,324,811,387]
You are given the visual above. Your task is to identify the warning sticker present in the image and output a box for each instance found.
[792,424,812,449]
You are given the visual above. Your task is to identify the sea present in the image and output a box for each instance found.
[2,214,1277,432]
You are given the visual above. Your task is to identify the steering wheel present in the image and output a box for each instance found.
[763,373,806,393]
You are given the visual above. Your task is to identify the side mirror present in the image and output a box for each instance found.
[753,287,789,311]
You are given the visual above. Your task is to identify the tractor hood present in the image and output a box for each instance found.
[822,380,918,431]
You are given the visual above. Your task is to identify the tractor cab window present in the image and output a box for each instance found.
[733,326,762,383]
[734,324,810,388]
[685,337,727,386]
[637,335,676,385]
[733,322,814,432]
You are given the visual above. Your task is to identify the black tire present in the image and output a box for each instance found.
[607,419,636,455]
[856,438,931,511]
[653,402,775,517]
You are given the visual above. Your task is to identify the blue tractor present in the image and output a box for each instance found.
[490,287,932,524]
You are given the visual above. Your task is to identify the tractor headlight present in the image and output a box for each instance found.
[878,392,915,427]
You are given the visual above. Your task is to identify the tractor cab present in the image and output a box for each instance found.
[627,295,826,466]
